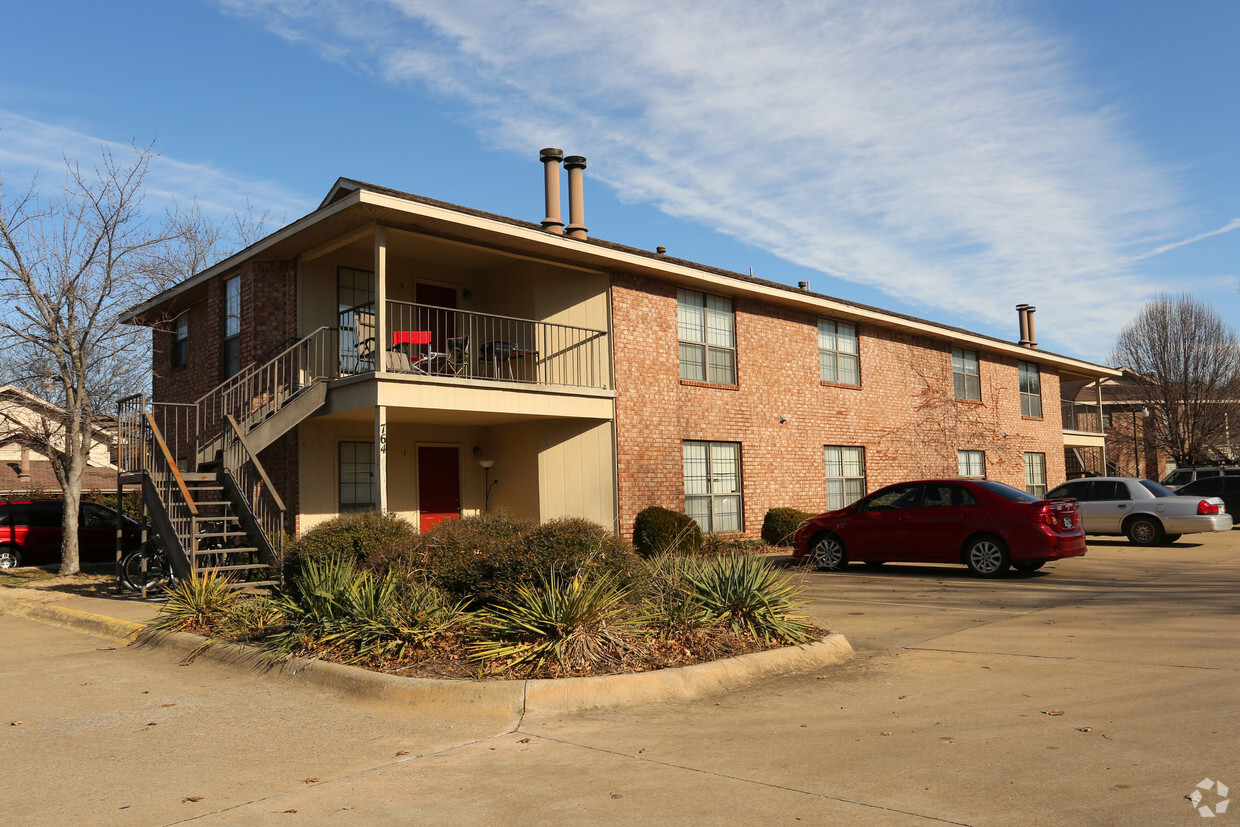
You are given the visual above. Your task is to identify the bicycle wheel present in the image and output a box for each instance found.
[121,549,172,593]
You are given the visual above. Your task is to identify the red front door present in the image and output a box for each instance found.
[418,446,460,532]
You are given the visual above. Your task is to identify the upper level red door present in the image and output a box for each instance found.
[418,446,460,533]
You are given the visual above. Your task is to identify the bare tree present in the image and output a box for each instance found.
[0,144,173,573]
[1112,293,1240,464]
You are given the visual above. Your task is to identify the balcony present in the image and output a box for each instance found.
[1061,400,1103,434]
[337,300,611,391]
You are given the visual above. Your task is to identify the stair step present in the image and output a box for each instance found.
[194,563,272,572]
[226,580,280,591]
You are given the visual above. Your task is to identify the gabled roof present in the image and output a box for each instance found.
[125,177,1119,382]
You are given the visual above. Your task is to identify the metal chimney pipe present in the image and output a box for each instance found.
[564,155,588,239]
[1016,304,1031,346]
[1025,305,1037,348]
[539,148,565,234]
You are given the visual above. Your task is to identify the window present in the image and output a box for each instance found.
[1024,452,1047,497]
[677,288,736,385]
[858,484,921,512]
[951,347,980,401]
[957,449,986,478]
[338,267,376,373]
[1019,361,1042,417]
[683,440,742,533]
[171,313,188,368]
[818,319,859,385]
[823,446,866,510]
[339,442,375,512]
[221,275,241,379]
[921,483,977,508]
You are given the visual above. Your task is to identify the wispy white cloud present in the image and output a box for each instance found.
[0,110,312,224]
[215,0,1200,356]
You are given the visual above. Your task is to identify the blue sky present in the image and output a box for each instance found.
[2,1,1236,363]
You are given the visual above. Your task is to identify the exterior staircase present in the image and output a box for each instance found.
[117,327,338,587]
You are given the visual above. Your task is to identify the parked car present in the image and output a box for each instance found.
[1044,477,1232,546]
[792,479,1085,577]
[1160,466,1240,492]
[0,500,143,569]
[1174,476,1240,523]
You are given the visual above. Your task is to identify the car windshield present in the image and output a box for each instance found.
[1162,469,1191,486]
[1139,480,1175,498]
[975,480,1041,503]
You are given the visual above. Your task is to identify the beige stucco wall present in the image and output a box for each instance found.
[296,413,616,535]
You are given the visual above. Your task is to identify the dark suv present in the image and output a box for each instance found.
[0,500,143,569]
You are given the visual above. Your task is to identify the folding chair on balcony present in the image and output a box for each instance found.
[435,336,470,377]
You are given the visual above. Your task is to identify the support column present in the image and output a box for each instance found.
[1096,379,1107,473]
[375,405,389,513]
[375,227,388,375]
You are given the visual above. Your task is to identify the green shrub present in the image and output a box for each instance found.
[150,571,241,634]
[761,508,812,547]
[510,518,644,591]
[415,512,536,602]
[632,506,702,557]
[286,511,415,568]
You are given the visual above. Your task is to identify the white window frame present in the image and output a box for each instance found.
[222,274,241,379]
[1025,452,1047,497]
[677,288,737,385]
[818,319,860,385]
[172,313,189,368]
[339,441,376,513]
[957,449,986,478]
[683,440,743,534]
[824,446,866,510]
[952,347,981,401]
[1019,361,1042,418]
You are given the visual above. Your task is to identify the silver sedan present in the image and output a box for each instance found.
[1045,477,1231,546]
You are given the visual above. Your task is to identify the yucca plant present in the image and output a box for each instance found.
[471,571,640,675]
[687,554,818,644]
[642,551,707,634]
[150,571,241,634]
[265,554,470,662]
[218,594,284,641]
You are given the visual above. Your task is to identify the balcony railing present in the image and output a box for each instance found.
[337,300,610,390]
[1062,400,1104,434]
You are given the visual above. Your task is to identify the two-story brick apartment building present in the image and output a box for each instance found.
[121,152,1117,565]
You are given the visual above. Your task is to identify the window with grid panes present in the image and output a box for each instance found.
[1019,361,1042,417]
[221,275,241,379]
[683,440,743,533]
[818,319,859,385]
[677,288,736,385]
[824,446,866,510]
[957,449,986,478]
[1024,452,1047,497]
[172,313,188,368]
[339,442,375,512]
[951,347,980,401]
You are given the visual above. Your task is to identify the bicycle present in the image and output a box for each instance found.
[119,523,230,593]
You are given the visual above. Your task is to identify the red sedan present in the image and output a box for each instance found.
[792,479,1086,577]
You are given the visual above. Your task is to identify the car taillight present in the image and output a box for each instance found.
[1034,505,1057,526]
[1197,500,1221,515]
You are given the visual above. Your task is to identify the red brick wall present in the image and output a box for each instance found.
[151,259,301,533]
[611,274,1067,538]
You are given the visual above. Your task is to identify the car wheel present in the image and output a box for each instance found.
[808,533,847,571]
[1125,516,1164,546]
[1013,561,1045,573]
[964,535,1010,577]
[0,546,20,569]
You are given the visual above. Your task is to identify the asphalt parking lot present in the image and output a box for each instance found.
[2,532,1238,825]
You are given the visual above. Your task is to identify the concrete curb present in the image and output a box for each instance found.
[1,591,853,717]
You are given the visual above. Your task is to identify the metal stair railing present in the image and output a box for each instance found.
[195,326,338,465]
[141,411,199,583]
[221,414,286,581]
